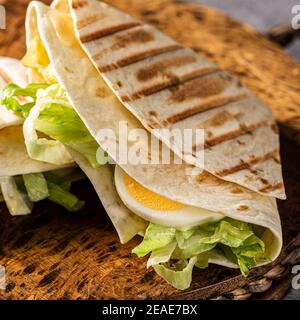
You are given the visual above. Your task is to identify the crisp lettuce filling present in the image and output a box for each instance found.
[133,219,267,290]
[0,170,85,216]
[0,83,99,167]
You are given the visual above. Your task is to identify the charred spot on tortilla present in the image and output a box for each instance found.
[149,111,157,117]
[230,187,243,194]
[112,28,155,50]
[116,81,122,88]
[204,121,269,148]
[95,87,107,98]
[72,0,88,10]
[237,140,246,146]
[98,45,183,73]
[237,205,249,211]
[80,22,141,43]
[136,55,197,82]
[260,178,269,185]
[169,73,229,103]
[164,94,246,126]
[204,110,234,128]
[64,66,73,73]
[129,67,219,102]
[216,149,280,177]
[76,13,107,29]
[259,182,284,193]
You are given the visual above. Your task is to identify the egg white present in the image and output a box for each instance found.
[114,165,224,230]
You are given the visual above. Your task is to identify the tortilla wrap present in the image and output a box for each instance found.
[67,0,285,200]
[0,56,145,237]
[25,1,283,267]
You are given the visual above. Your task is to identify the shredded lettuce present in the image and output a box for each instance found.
[154,257,197,290]
[0,82,100,168]
[34,85,100,168]
[133,224,176,257]
[23,85,75,165]
[0,176,33,216]
[23,173,49,202]
[133,218,267,290]
[47,181,85,212]
[0,83,48,118]
[0,171,85,215]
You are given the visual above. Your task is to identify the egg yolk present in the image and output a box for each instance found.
[124,173,184,211]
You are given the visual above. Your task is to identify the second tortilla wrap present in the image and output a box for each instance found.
[24,1,282,268]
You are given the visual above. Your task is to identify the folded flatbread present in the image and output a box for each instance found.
[0,0,285,289]
[68,0,285,200]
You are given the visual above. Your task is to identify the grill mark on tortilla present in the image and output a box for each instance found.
[204,110,234,127]
[163,94,246,125]
[237,140,246,146]
[260,178,269,185]
[203,121,269,148]
[230,187,243,194]
[136,54,197,81]
[259,182,284,193]
[77,13,107,29]
[124,67,219,101]
[237,205,249,211]
[112,29,155,49]
[216,149,279,177]
[0,67,13,84]
[98,44,182,72]
[170,73,230,103]
[80,22,141,43]
[72,0,88,9]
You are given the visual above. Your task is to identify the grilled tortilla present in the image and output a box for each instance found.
[24,0,283,271]
[68,0,285,200]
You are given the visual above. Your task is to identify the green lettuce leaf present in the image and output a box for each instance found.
[23,173,49,202]
[147,241,177,268]
[0,83,49,118]
[21,84,99,168]
[154,257,197,290]
[1,171,85,215]
[132,223,176,257]
[0,176,33,216]
[1,82,100,168]
[23,84,75,165]
[201,220,253,248]
[47,181,85,212]
[133,219,267,290]
[35,99,100,168]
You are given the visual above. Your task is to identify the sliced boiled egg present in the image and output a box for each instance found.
[114,165,224,230]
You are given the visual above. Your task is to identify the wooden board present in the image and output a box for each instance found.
[0,0,300,300]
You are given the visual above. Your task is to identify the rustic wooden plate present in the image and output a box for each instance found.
[0,0,300,300]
